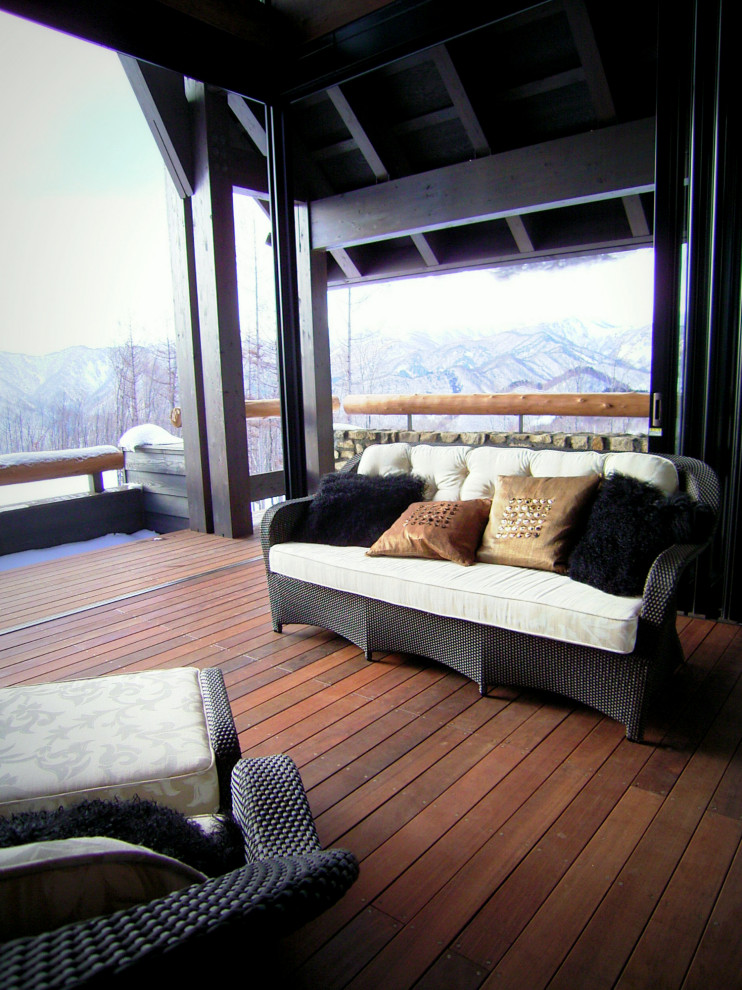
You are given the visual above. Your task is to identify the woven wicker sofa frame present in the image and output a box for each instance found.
[261,449,720,743]
[0,669,359,989]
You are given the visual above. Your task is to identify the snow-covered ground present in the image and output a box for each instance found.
[0,530,160,572]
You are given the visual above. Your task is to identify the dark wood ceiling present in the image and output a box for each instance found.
[231,0,659,285]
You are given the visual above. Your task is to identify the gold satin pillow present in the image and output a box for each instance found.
[366,499,492,566]
[477,475,600,573]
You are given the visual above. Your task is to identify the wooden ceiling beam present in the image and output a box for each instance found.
[324,83,440,271]
[430,45,490,156]
[326,235,652,286]
[498,67,586,103]
[331,247,363,278]
[411,234,439,266]
[227,93,268,157]
[119,56,193,198]
[311,117,655,249]
[563,0,615,120]
[506,215,535,253]
[326,85,390,181]
[622,194,652,237]
[562,0,651,242]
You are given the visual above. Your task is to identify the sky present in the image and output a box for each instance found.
[327,250,654,342]
[0,11,174,355]
[0,10,655,359]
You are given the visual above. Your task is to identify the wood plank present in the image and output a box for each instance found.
[0,530,261,630]
[1,538,741,990]
[547,665,742,990]
[482,786,663,990]
[682,838,742,990]
[454,727,648,967]
[615,812,742,990]
[311,118,655,250]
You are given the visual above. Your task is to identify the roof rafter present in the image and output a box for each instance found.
[326,85,389,181]
[324,82,439,270]
[506,215,535,253]
[429,44,490,156]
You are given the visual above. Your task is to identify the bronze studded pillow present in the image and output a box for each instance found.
[477,474,600,573]
[366,499,492,566]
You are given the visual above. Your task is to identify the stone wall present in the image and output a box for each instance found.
[334,429,648,466]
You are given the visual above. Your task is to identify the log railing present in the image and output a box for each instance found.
[170,396,341,429]
[342,392,651,430]
[0,446,124,493]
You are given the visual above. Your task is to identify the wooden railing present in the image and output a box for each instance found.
[0,446,124,493]
[342,392,651,430]
[170,396,342,429]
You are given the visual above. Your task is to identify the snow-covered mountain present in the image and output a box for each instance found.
[0,315,652,453]
[332,318,651,397]
[0,345,175,453]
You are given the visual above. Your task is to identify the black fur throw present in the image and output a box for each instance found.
[295,471,426,547]
[568,472,715,597]
[0,797,245,877]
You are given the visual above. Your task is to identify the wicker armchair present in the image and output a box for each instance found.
[0,671,358,989]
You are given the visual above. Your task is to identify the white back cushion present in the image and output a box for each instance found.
[357,442,412,477]
[357,443,678,500]
[408,445,470,500]
[604,452,678,494]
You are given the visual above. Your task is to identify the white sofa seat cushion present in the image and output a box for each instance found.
[270,543,643,654]
[0,668,220,817]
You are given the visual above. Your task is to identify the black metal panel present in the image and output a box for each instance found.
[648,0,693,456]
[659,0,742,620]
[704,0,742,620]
[267,104,308,500]
[680,0,720,461]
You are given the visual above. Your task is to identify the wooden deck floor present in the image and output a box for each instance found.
[1,533,741,989]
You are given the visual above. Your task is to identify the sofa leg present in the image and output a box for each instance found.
[273,621,283,634]
[365,648,374,661]
[479,683,488,697]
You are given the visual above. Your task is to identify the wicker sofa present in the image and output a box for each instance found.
[0,668,358,988]
[262,443,719,742]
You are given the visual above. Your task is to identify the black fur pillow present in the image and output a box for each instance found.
[295,471,426,547]
[0,797,244,877]
[568,473,715,597]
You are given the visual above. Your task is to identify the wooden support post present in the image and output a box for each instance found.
[166,180,213,533]
[188,82,251,537]
[296,205,335,491]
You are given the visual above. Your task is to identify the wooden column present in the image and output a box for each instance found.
[188,81,251,537]
[166,182,213,533]
[296,205,335,490]
[121,57,213,533]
